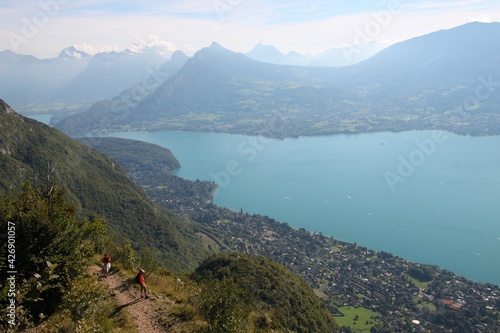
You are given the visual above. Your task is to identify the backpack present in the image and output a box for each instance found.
[135,274,141,284]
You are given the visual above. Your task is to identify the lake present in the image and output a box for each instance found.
[105,130,500,285]
[25,114,53,125]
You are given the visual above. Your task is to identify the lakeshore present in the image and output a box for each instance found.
[101,129,500,285]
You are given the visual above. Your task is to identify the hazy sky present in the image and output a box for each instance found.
[1,0,500,58]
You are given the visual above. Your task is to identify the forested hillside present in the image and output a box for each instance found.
[0,101,340,332]
[0,183,339,332]
[0,99,207,272]
[192,253,339,333]
[77,137,180,173]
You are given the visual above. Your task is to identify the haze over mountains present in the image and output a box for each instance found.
[0,47,170,113]
[246,41,386,66]
[0,40,379,115]
[52,22,500,138]
[1,22,499,137]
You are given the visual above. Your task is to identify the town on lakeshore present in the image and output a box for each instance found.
[120,153,500,333]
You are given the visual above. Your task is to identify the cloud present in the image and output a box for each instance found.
[467,14,493,23]
[72,37,185,58]
[2,0,500,59]
[72,43,121,55]
[128,36,178,57]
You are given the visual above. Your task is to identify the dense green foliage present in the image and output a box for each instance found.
[192,253,338,333]
[0,183,105,330]
[197,277,248,333]
[78,137,181,173]
[0,99,208,272]
[408,264,439,283]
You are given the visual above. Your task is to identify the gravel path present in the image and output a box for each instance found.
[93,265,165,333]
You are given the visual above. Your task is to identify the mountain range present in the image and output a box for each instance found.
[0,47,170,114]
[246,41,386,67]
[54,22,500,138]
[0,40,381,116]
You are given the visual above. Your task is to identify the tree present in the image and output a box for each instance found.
[0,182,106,330]
[198,278,248,333]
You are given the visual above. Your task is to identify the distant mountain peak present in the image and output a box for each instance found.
[58,46,90,60]
[0,50,40,63]
[209,41,224,49]
[247,43,284,57]
[246,43,294,65]
[251,43,281,52]
[195,42,239,59]
[207,42,232,53]
[0,50,16,56]
[170,50,188,61]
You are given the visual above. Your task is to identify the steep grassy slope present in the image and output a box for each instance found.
[0,99,207,272]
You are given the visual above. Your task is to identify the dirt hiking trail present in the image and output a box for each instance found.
[92,265,165,333]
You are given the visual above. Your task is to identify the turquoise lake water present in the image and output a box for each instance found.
[105,130,500,285]
[26,114,52,124]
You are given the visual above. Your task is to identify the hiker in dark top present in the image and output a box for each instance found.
[103,253,111,277]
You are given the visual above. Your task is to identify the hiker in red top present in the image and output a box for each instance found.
[137,269,148,298]
[103,253,111,277]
